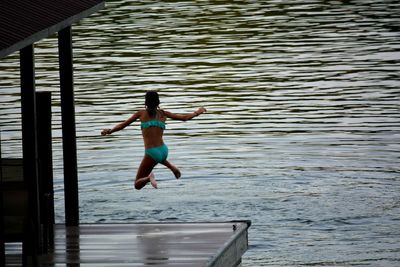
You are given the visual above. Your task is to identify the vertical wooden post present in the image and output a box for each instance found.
[58,26,79,226]
[0,132,5,267]
[20,44,41,253]
[36,91,55,251]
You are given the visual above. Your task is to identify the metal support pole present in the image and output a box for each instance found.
[58,26,79,226]
[20,44,41,254]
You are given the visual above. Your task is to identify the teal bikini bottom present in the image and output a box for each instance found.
[145,144,168,163]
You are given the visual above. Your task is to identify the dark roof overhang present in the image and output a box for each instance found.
[0,0,105,59]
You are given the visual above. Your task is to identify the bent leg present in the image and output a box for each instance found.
[135,155,158,190]
[161,160,181,179]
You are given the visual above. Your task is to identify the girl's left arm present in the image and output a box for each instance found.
[101,111,141,135]
[164,107,206,121]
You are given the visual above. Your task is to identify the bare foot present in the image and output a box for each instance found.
[149,173,158,189]
[172,166,181,179]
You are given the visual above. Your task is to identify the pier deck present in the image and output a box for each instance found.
[5,221,250,267]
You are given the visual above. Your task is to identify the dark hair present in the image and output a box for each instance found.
[145,91,160,118]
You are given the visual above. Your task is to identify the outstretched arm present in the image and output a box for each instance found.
[101,111,141,135]
[164,107,206,121]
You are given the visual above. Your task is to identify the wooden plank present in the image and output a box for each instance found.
[31,222,250,267]
[4,222,250,266]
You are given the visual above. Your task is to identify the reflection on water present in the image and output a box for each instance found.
[1,0,400,266]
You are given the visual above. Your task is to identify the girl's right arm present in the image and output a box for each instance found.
[101,111,141,135]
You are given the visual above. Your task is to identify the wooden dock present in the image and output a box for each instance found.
[5,221,250,267]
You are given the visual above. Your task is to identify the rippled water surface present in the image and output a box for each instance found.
[1,0,400,266]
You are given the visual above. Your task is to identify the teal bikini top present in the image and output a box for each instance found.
[141,120,166,130]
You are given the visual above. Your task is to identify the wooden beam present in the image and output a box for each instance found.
[0,132,5,267]
[58,26,79,227]
[36,91,55,251]
[20,44,41,253]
